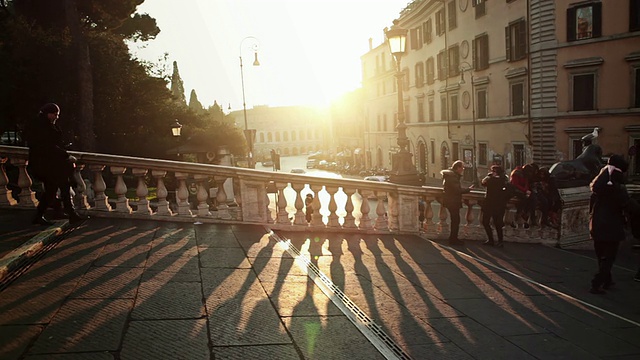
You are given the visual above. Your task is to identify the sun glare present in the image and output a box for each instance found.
[135,0,408,108]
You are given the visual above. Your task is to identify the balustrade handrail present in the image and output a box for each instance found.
[0,145,587,247]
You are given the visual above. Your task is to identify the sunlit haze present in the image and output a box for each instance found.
[131,0,410,109]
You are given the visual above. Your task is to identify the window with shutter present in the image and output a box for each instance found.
[474,0,486,18]
[425,18,433,43]
[440,96,448,121]
[473,34,489,70]
[437,51,447,80]
[477,89,487,118]
[436,9,445,36]
[415,62,425,88]
[510,82,525,116]
[635,67,640,107]
[410,28,418,50]
[506,19,527,62]
[450,94,459,121]
[448,1,457,30]
[572,73,596,111]
[632,0,640,31]
[448,45,460,78]
[426,57,435,85]
[567,2,602,41]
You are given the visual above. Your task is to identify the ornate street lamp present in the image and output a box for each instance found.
[171,119,182,158]
[240,36,260,168]
[385,20,421,186]
[459,62,479,186]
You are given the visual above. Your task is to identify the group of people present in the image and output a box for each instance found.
[440,160,561,247]
[440,155,640,294]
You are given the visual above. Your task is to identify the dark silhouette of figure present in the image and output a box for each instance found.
[481,165,509,247]
[305,193,314,223]
[588,154,629,294]
[441,160,472,245]
[25,103,87,225]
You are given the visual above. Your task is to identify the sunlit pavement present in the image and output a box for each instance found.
[1,212,640,359]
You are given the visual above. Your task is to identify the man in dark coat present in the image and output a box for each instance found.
[480,165,509,247]
[25,103,87,225]
[588,154,629,294]
[441,160,472,245]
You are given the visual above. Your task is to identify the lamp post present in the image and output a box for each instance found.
[458,62,479,186]
[385,20,421,186]
[240,36,260,168]
[171,119,182,159]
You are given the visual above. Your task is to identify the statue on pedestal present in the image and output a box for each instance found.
[550,127,603,188]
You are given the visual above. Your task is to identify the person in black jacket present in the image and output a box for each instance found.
[480,165,509,247]
[441,160,473,245]
[25,103,87,225]
[588,154,629,294]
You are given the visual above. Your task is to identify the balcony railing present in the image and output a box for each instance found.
[0,145,590,248]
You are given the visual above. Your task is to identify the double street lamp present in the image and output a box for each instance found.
[239,36,260,168]
[385,20,421,186]
[458,62,479,186]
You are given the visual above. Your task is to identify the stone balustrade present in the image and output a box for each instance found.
[0,145,589,248]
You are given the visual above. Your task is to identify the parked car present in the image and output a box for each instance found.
[364,175,389,182]
[306,159,317,169]
[261,160,274,167]
[290,168,306,174]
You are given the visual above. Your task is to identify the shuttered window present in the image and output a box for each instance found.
[506,19,527,61]
[567,2,602,41]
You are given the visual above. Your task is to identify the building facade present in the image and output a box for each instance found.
[227,105,328,161]
[362,0,640,182]
[535,0,640,178]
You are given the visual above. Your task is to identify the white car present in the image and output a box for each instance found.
[364,175,389,182]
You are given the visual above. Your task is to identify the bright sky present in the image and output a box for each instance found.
[131,0,410,109]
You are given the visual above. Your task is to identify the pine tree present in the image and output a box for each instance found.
[170,60,186,105]
[188,89,204,113]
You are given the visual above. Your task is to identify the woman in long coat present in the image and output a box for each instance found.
[588,154,630,294]
[25,103,86,225]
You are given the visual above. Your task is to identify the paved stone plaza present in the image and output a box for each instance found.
[1,209,639,359]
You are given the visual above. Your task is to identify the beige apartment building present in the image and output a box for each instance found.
[361,0,640,182]
[227,105,328,161]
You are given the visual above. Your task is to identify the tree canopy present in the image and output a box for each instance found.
[0,0,245,160]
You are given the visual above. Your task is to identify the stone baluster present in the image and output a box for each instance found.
[72,164,90,211]
[110,166,132,214]
[275,182,289,224]
[174,172,192,217]
[89,165,111,211]
[463,199,477,240]
[153,170,172,216]
[387,193,399,231]
[132,168,151,215]
[12,158,37,208]
[342,187,357,229]
[326,186,340,228]
[374,191,388,231]
[194,174,211,217]
[424,198,436,235]
[265,184,274,224]
[215,176,231,220]
[0,158,17,206]
[358,189,372,230]
[233,177,242,221]
[291,182,306,225]
[310,185,324,227]
[438,200,449,236]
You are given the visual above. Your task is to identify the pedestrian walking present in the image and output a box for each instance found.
[480,165,509,247]
[25,103,88,225]
[588,154,629,294]
[441,160,473,245]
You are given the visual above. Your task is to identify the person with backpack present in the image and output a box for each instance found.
[480,165,509,247]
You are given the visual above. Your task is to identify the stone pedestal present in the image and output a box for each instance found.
[557,186,591,249]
